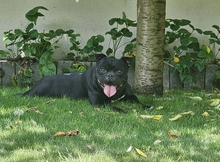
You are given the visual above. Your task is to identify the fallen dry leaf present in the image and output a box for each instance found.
[95,108,102,112]
[86,145,94,150]
[45,100,51,104]
[153,115,163,120]
[140,115,163,120]
[188,96,202,101]
[205,93,214,97]
[15,120,22,125]
[54,131,66,136]
[27,107,43,115]
[79,112,84,116]
[31,119,37,126]
[114,135,120,139]
[153,140,162,145]
[135,148,147,157]
[169,114,182,121]
[140,115,154,119]
[202,112,209,117]
[181,110,194,115]
[54,130,79,136]
[210,99,220,106]
[168,132,178,138]
[214,87,220,93]
[132,109,137,113]
[126,145,133,152]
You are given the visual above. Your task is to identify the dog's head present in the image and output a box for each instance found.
[95,54,133,98]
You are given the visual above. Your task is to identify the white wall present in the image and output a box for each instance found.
[0,0,220,59]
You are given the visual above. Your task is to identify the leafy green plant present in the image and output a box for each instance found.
[105,12,136,57]
[0,6,80,85]
[82,35,105,55]
[165,19,219,83]
[62,62,87,73]
[79,12,137,58]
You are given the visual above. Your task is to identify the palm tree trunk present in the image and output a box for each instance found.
[134,0,166,95]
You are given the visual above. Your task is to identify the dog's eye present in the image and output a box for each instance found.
[116,70,122,74]
[100,68,107,73]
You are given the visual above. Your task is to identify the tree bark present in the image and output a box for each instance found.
[134,0,166,95]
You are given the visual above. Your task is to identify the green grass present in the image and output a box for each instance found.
[0,87,220,162]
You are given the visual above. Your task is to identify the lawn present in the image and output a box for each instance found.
[0,87,219,162]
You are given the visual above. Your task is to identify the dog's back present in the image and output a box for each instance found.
[23,73,87,99]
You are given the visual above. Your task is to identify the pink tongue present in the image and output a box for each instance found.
[104,85,116,97]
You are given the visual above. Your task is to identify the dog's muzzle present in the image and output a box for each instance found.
[98,79,123,97]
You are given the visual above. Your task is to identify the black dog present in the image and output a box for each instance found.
[22,54,152,109]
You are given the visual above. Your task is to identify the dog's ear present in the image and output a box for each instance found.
[121,57,134,67]
[94,54,107,61]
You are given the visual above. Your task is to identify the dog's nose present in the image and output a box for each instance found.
[106,73,114,81]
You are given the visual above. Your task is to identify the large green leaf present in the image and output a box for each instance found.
[180,38,189,46]
[109,18,118,25]
[106,48,113,55]
[198,51,208,58]
[178,28,190,34]
[25,6,48,24]
[188,37,198,43]
[195,28,203,34]
[170,24,180,31]
[55,29,65,36]
[94,45,103,52]
[180,19,191,26]
[66,29,75,35]
[86,38,94,48]
[14,29,23,36]
[25,23,34,32]
[96,35,105,42]
[212,25,220,31]
[123,43,135,53]
[121,28,132,37]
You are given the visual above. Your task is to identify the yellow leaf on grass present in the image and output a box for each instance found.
[210,99,220,106]
[54,131,66,136]
[169,114,182,121]
[181,110,194,115]
[27,107,44,115]
[202,112,209,116]
[140,115,162,120]
[188,96,202,101]
[135,148,147,157]
[54,130,79,136]
[168,132,179,138]
[153,140,162,145]
[140,115,154,119]
[153,115,163,120]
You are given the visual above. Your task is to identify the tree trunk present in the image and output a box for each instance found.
[134,0,166,95]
